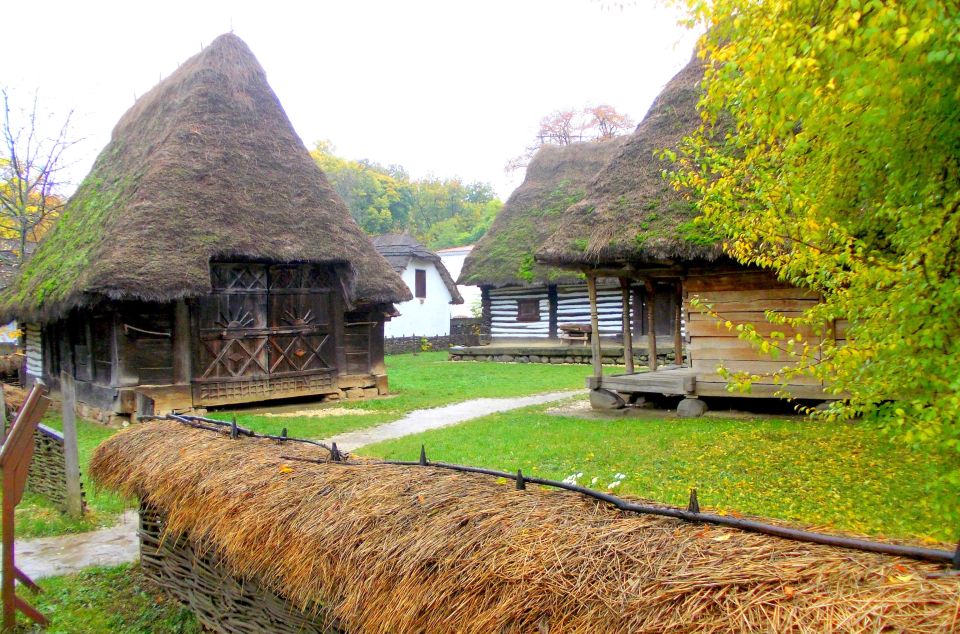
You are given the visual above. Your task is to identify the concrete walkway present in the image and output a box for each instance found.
[323,390,578,452]
[16,389,579,579]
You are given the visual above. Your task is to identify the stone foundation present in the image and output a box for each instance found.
[385,335,451,355]
[450,345,679,366]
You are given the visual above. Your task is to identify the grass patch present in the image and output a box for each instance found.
[15,564,198,633]
[17,417,127,539]
[361,405,957,542]
[212,351,601,439]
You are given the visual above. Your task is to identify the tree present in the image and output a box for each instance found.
[584,104,634,139]
[507,104,633,172]
[673,2,960,476]
[0,89,77,264]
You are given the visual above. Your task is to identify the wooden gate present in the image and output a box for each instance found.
[193,263,338,406]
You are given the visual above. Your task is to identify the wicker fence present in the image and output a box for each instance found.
[25,424,86,513]
[139,502,343,634]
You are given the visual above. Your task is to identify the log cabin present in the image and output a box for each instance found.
[537,55,834,412]
[0,34,411,420]
[459,140,678,348]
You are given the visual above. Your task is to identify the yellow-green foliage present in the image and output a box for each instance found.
[673,0,960,518]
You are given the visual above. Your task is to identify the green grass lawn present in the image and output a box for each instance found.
[361,403,958,543]
[18,352,598,537]
[17,416,129,539]
[14,565,198,634]
[210,351,600,438]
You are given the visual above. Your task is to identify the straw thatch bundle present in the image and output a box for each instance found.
[0,34,409,323]
[537,55,722,269]
[459,138,624,288]
[90,421,960,633]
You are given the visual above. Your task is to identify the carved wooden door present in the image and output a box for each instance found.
[193,263,337,406]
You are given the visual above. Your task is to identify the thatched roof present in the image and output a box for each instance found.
[0,34,410,323]
[459,138,625,288]
[372,233,463,304]
[91,421,960,633]
[537,56,723,269]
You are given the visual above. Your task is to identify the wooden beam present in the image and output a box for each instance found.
[644,279,658,372]
[59,371,83,519]
[172,300,192,385]
[587,276,602,379]
[674,281,684,366]
[619,278,634,374]
[547,284,559,340]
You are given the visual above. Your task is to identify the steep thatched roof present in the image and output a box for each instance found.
[537,56,723,269]
[459,138,625,288]
[91,421,960,633]
[372,233,463,304]
[0,34,410,323]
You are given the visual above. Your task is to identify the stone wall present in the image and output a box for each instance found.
[450,347,678,366]
[140,502,342,634]
[26,424,86,513]
[450,317,483,346]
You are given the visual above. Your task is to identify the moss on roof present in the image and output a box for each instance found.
[1,34,410,323]
[459,139,624,287]
[537,56,724,269]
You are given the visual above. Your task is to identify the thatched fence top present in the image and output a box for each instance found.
[91,421,959,633]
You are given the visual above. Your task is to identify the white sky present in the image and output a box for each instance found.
[2,0,697,199]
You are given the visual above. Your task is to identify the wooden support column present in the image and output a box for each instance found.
[674,281,684,366]
[547,284,559,340]
[59,371,83,518]
[480,287,492,338]
[644,279,658,372]
[172,300,192,385]
[587,275,602,379]
[619,278,634,374]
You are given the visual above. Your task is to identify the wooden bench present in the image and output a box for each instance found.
[559,323,592,346]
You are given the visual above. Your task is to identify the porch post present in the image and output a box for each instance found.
[619,278,634,374]
[172,300,192,384]
[673,281,684,366]
[644,279,658,371]
[587,275,602,379]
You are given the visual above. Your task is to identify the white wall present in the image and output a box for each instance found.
[437,245,482,318]
[386,257,453,338]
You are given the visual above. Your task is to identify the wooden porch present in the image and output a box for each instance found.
[587,366,831,400]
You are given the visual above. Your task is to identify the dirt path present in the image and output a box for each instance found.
[323,390,579,452]
[18,510,139,580]
[17,390,579,578]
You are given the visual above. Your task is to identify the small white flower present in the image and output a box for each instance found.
[607,481,622,490]
[590,477,599,486]
[614,472,626,480]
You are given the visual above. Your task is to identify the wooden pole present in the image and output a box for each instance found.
[619,278,634,374]
[644,280,658,372]
[172,300,192,384]
[587,275,602,379]
[2,473,14,630]
[59,371,83,519]
[674,281,684,367]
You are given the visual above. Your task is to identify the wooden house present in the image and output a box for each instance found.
[372,233,463,340]
[459,140,678,346]
[537,56,832,412]
[0,34,411,418]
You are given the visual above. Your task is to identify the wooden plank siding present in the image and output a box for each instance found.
[685,273,827,394]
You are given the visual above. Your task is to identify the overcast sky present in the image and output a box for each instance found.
[2,0,697,199]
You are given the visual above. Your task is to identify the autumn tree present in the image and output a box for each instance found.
[0,89,77,264]
[507,104,633,172]
[673,2,960,478]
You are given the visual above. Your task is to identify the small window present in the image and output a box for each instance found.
[517,298,541,322]
[414,269,427,298]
